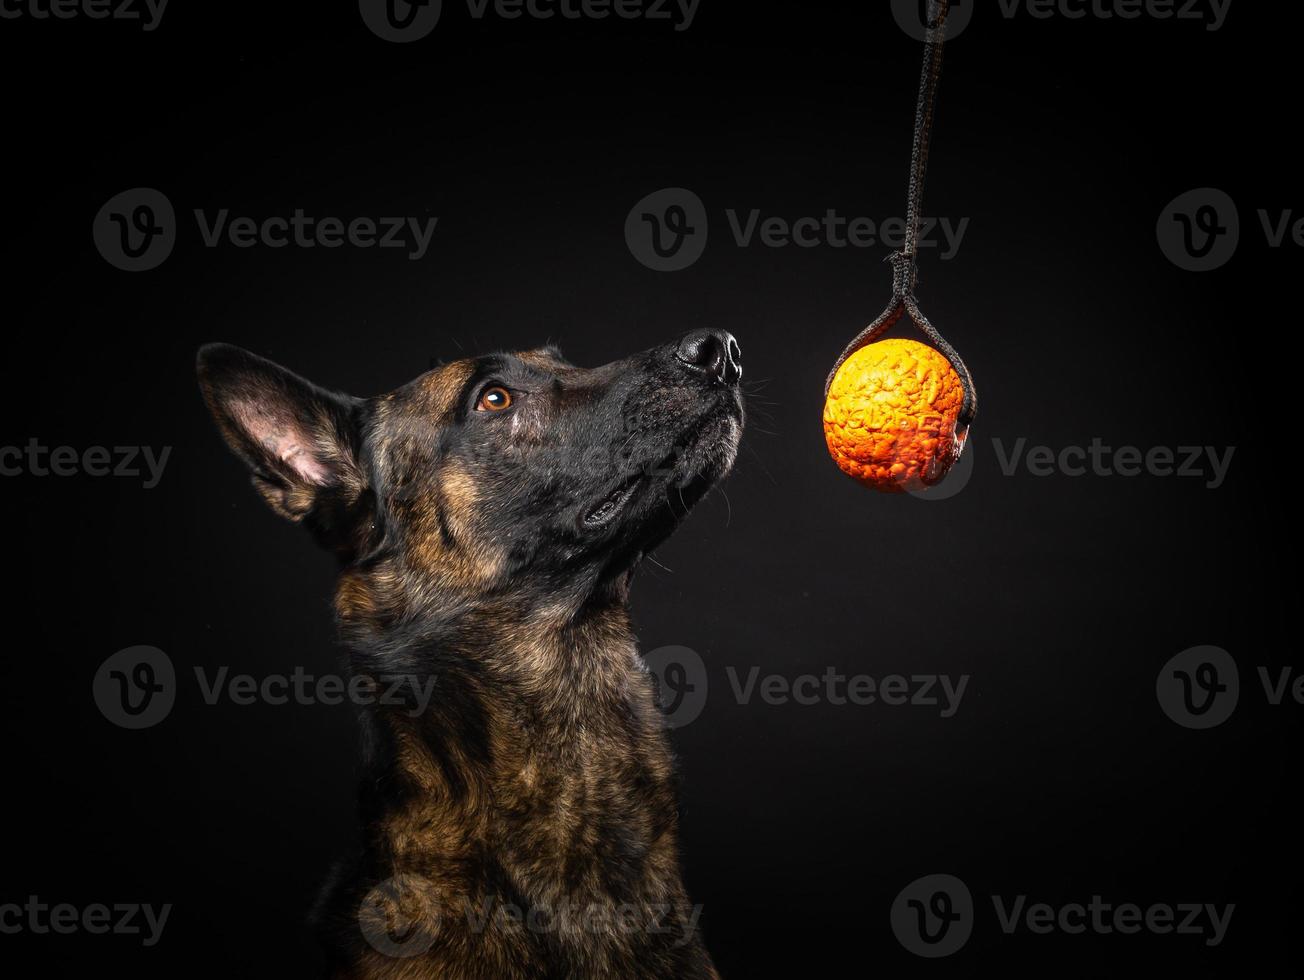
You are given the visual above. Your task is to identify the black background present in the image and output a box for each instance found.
[1,1,1295,976]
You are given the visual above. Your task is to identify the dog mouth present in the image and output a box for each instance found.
[578,402,741,534]
[581,473,643,530]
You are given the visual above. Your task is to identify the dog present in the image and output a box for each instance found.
[197,329,743,978]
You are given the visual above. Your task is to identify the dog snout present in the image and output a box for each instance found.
[674,329,741,386]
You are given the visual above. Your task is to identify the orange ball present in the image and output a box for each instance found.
[823,338,967,492]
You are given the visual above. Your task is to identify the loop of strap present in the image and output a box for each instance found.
[825,0,977,433]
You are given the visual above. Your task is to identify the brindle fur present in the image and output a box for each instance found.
[197,336,743,978]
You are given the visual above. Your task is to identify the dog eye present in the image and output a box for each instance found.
[476,386,513,412]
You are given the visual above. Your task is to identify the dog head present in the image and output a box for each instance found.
[197,332,743,630]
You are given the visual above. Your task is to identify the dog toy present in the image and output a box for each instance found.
[823,0,977,493]
[825,337,964,490]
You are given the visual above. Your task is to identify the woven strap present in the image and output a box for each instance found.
[824,0,976,432]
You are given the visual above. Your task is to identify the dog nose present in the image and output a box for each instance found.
[675,329,741,385]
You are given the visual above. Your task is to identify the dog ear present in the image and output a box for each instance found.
[196,343,368,524]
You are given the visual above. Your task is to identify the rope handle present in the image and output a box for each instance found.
[824,0,977,433]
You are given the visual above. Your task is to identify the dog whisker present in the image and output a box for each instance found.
[742,443,779,486]
[645,553,674,573]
